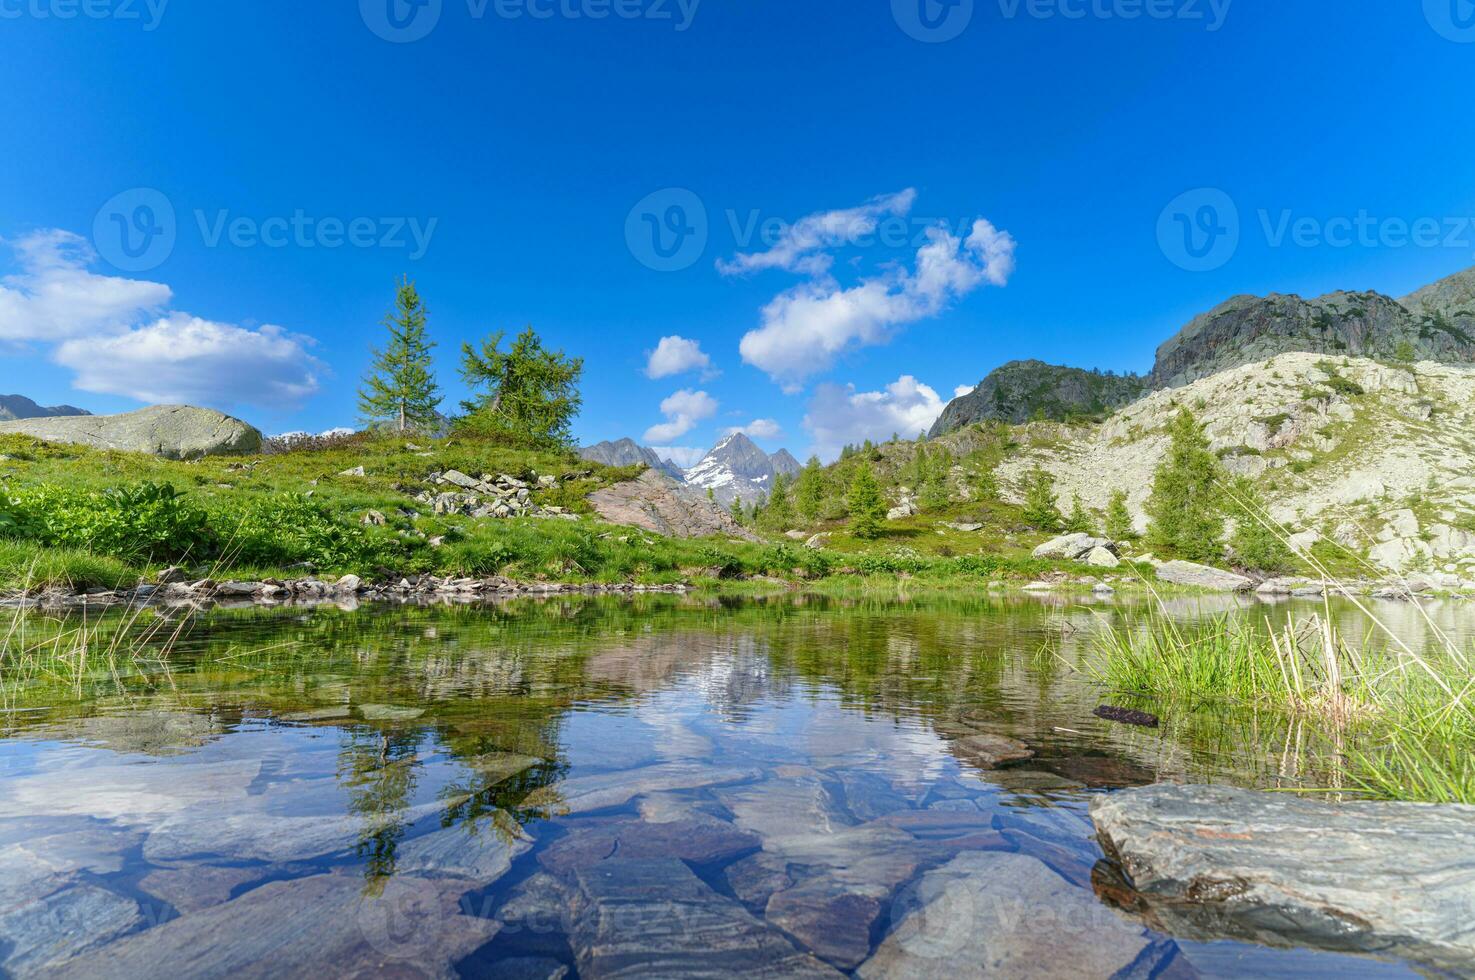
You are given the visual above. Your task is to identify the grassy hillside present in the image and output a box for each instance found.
[0,431,1134,595]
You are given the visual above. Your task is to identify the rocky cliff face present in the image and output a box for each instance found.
[929,361,1147,436]
[1148,290,1475,389]
[0,405,261,459]
[0,394,90,422]
[579,438,685,480]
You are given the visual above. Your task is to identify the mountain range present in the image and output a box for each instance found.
[580,432,801,506]
[0,395,90,422]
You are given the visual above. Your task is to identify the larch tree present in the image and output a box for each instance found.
[358,278,441,433]
[847,464,886,540]
[1145,408,1225,563]
[458,326,583,449]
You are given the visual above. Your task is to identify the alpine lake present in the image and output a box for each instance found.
[0,590,1469,978]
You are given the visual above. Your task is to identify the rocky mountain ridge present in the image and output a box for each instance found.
[579,438,685,480]
[0,394,90,422]
[929,361,1146,435]
[580,432,800,507]
[930,261,1475,436]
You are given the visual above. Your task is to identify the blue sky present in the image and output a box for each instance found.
[2,0,1473,460]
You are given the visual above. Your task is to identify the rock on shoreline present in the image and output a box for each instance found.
[1090,783,1475,974]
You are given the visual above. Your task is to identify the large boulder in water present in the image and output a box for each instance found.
[1091,783,1475,974]
[0,405,260,459]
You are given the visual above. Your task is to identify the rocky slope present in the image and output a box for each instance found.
[971,352,1475,574]
[683,433,795,507]
[0,405,261,459]
[579,438,684,480]
[930,361,1147,435]
[0,394,90,421]
[587,469,758,540]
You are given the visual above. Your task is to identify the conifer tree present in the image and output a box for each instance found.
[796,456,825,522]
[1104,489,1134,541]
[847,464,886,540]
[458,326,583,448]
[911,444,930,491]
[358,277,441,432]
[1146,408,1225,563]
[1062,493,1094,534]
[729,496,747,526]
[1227,477,1292,573]
[1021,468,1063,533]
[763,473,794,530]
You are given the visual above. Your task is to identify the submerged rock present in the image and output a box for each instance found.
[524,761,762,816]
[41,873,496,979]
[858,851,1148,978]
[1090,783,1475,973]
[565,858,840,978]
[948,732,1034,770]
[538,815,758,876]
[0,883,143,975]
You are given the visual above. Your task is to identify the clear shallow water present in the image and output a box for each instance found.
[0,593,1462,978]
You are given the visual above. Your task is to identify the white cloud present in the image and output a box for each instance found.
[55,314,322,408]
[803,375,947,460]
[717,189,917,277]
[642,388,718,443]
[0,229,323,411]
[0,230,171,342]
[953,384,976,398]
[645,335,715,379]
[735,213,1016,387]
[724,418,783,440]
[650,445,707,469]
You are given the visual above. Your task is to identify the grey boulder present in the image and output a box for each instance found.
[0,405,261,459]
[1155,560,1254,592]
[1033,533,1115,561]
[1091,783,1475,974]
